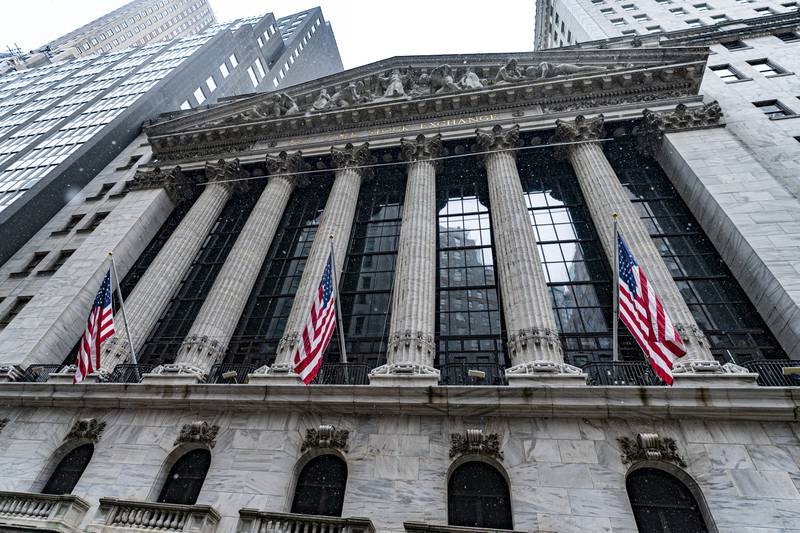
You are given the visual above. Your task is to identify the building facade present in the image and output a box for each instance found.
[0,43,798,533]
[0,7,343,267]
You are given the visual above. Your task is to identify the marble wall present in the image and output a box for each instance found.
[0,405,798,533]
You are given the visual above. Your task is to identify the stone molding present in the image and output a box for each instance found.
[301,424,349,452]
[151,362,207,379]
[174,421,219,448]
[265,150,308,188]
[449,429,503,460]
[639,101,724,155]
[506,327,562,360]
[505,360,584,376]
[475,124,521,156]
[399,133,443,163]
[387,330,436,358]
[369,362,441,377]
[65,418,106,443]
[129,165,193,205]
[618,432,687,467]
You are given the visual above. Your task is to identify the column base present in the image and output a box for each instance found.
[369,362,441,387]
[246,364,305,385]
[672,360,759,387]
[140,363,206,385]
[505,360,588,386]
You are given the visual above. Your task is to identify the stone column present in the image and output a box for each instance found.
[370,134,440,386]
[554,114,754,385]
[475,125,584,386]
[103,159,241,369]
[250,143,372,385]
[158,153,305,383]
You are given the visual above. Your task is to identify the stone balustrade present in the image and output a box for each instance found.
[90,498,220,532]
[403,521,539,533]
[0,490,89,532]
[237,509,375,533]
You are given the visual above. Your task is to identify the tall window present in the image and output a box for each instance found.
[225,177,331,367]
[291,455,347,517]
[42,443,93,495]
[332,165,404,369]
[140,191,260,366]
[606,138,785,362]
[448,461,512,530]
[517,147,637,365]
[157,448,211,505]
[436,158,505,368]
[627,468,710,532]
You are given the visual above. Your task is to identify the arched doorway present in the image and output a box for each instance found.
[448,460,512,530]
[157,448,211,505]
[291,454,348,517]
[626,467,711,533]
[42,443,94,495]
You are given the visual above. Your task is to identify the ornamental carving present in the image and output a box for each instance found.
[400,133,443,163]
[639,101,724,155]
[475,124,521,154]
[130,166,193,205]
[175,421,219,448]
[205,158,245,190]
[507,327,562,358]
[65,418,106,443]
[331,142,374,171]
[450,429,504,460]
[177,334,225,362]
[387,329,436,356]
[266,151,309,187]
[301,424,349,452]
[223,92,299,123]
[618,433,686,467]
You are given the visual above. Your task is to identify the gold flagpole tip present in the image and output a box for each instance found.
[612,213,619,220]
[108,251,113,256]
[329,233,334,239]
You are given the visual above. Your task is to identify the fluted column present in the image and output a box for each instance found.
[251,143,372,384]
[103,159,241,367]
[553,115,719,369]
[170,152,305,380]
[476,125,584,385]
[370,134,440,386]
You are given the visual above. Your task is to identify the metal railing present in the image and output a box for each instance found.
[17,365,64,383]
[742,359,800,387]
[438,363,508,386]
[96,498,219,532]
[313,363,370,385]
[583,361,664,386]
[104,364,154,384]
[238,509,375,533]
[207,363,255,384]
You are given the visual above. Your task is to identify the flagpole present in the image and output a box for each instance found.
[612,213,620,363]
[328,234,348,364]
[108,252,138,368]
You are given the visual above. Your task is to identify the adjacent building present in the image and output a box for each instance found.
[0,7,343,266]
[0,5,798,533]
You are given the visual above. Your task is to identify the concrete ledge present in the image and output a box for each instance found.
[0,382,796,421]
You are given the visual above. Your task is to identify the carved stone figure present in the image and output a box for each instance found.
[430,64,461,94]
[495,57,525,84]
[458,67,484,90]
[65,418,106,443]
[379,68,408,98]
[449,429,504,460]
[175,420,220,448]
[618,433,686,467]
[301,424,349,452]
[310,88,331,112]
[408,68,431,98]
[525,61,605,80]
[329,81,370,108]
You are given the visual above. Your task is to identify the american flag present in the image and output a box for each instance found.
[294,253,337,384]
[617,233,686,385]
[74,270,115,384]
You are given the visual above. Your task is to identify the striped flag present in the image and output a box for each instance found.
[293,253,337,384]
[74,270,115,384]
[617,233,686,385]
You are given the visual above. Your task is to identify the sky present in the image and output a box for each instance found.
[0,0,536,69]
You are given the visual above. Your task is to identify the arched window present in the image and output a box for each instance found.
[157,448,211,505]
[627,467,710,533]
[291,454,347,517]
[448,461,512,530]
[42,443,94,495]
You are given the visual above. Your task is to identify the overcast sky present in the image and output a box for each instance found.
[0,0,535,69]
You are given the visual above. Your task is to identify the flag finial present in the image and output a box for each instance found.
[612,212,618,220]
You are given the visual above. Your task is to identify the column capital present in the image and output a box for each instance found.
[331,142,373,171]
[130,165,193,205]
[205,158,246,193]
[400,133,442,163]
[475,124,521,154]
[266,150,308,187]
[553,114,605,143]
[638,101,723,156]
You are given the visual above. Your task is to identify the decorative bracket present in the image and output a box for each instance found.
[130,165,193,205]
[639,101,723,155]
[449,429,504,460]
[618,433,686,467]
[175,421,220,448]
[301,424,349,452]
[66,418,106,443]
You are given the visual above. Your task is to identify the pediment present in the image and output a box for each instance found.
[145,48,708,161]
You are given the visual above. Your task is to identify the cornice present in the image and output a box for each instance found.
[0,383,797,421]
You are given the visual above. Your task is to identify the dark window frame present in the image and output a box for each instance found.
[448,460,513,530]
[291,454,348,517]
[41,443,94,495]
[157,448,211,505]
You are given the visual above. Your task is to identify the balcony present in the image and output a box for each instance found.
[237,509,375,533]
[438,363,508,386]
[741,359,800,386]
[208,363,255,384]
[582,361,663,386]
[104,364,154,383]
[17,364,65,383]
[313,362,370,385]
[91,498,219,532]
[0,490,89,532]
